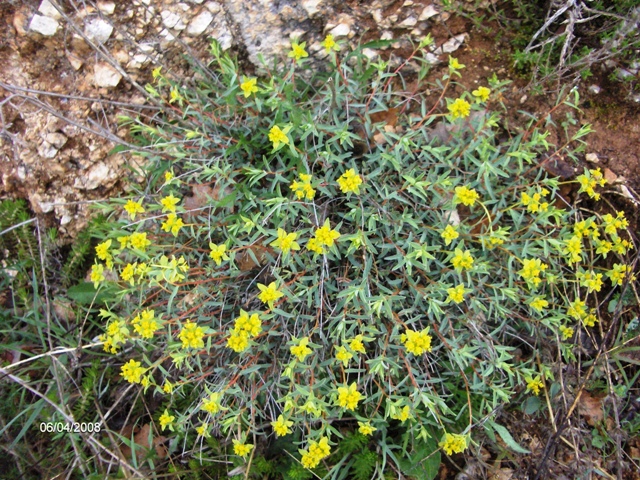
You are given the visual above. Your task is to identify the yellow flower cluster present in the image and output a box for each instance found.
[227,310,262,353]
[439,433,467,455]
[335,345,353,365]
[336,382,364,411]
[233,440,254,457]
[162,213,185,236]
[440,224,459,245]
[454,186,480,206]
[448,98,471,119]
[160,194,180,213]
[201,391,223,414]
[271,228,300,254]
[121,359,146,384]
[451,248,474,272]
[391,405,412,422]
[257,281,284,308]
[120,262,150,286]
[100,318,129,353]
[529,296,549,312]
[91,263,105,288]
[607,263,634,286]
[179,320,205,349]
[472,86,491,102]
[577,270,603,293]
[129,232,151,252]
[321,34,340,53]
[573,218,598,238]
[567,299,587,320]
[526,377,544,396]
[559,325,574,340]
[271,414,293,437]
[577,168,606,200]
[132,309,161,339]
[290,173,316,200]
[290,336,312,361]
[562,235,583,264]
[521,187,550,213]
[95,240,113,269]
[300,437,330,469]
[349,334,366,354]
[400,327,433,356]
[288,41,308,62]
[337,168,363,194]
[308,220,340,254]
[447,284,466,304]
[519,258,547,287]
[124,199,145,220]
[159,410,174,431]
[358,422,376,436]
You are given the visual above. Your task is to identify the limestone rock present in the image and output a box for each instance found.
[38,0,62,20]
[45,132,67,149]
[29,14,60,36]
[93,62,122,87]
[97,2,116,15]
[437,33,468,54]
[161,11,185,30]
[187,10,214,36]
[84,18,113,44]
[419,5,439,21]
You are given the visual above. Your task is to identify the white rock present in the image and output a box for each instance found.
[60,215,72,226]
[187,10,213,36]
[588,85,601,95]
[179,3,190,11]
[301,0,322,16]
[362,48,378,60]
[84,18,113,44]
[399,16,417,28]
[381,31,393,41]
[161,10,183,29]
[424,52,439,64]
[29,14,59,36]
[38,142,59,159]
[444,209,461,226]
[45,132,67,149]
[329,23,351,38]
[205,1,221,13]
[74,162,110,190]
[93,62,122,87]
[372,9,383,23]
[38,0,62,20]
[129,54,150,68]
[419,5,439,21]
[96,1,116,15]
[438,33,468,54]
[585,153,599,164]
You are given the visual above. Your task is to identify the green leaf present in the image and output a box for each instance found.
[68,282,117,305]
[397,436,440,480]
[487,421,530,454]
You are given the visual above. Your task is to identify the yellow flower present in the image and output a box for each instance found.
[454,186,480,206]
[349,334,366,354]
[201,392,222,414]
[607,263,632,286]
[209,242,229,266]
[240,76,258,97]
[271,228,300,254]
[582,312,598,327]
[400,328,433,356]
[472,86,491,102]
[337,168,363,194]
[440,225,459,245]
[91,263,105,288]
[391,405,412,423]
[132,309,161,339]
[321,34,340,53]
[117,235,130,250]
[288,41,308,61]
[447,284,466,304]
[562,235,583,264]
[567,299,587,320]
[121,359,146,384]
[227,330,250,352]
[290,337,312,361]
[315,220,340,248]
[257,282,284,308]
[526,377,544,396]
[159,410,174,431]
[129,232,151,251]
[120,263,136,286]
[576,168,606,200]
[306,237,324,254]
[179,320,205,349]
[271,415,293,437]
[335,345,353,366]
[233,440,254,458]
[358,422,376,436]
[449,56,465,70]
[337,382,364,411]
[234,310,262,337]
[163,381,173,394]
[152,66,162,80]
[439,433,467,455]
[160,194,180,213]
[521,189,550,213]
[161,213,185,237]
[124,200,145,220]
[300,437,331,469]
[268,125,289,149]
[529,296,549,312]
[559,325,574,340]
[612,236,632,255]
[169,87,182,104]
[101,318,129,353]
[451,248,474,271]
[196,424,210,438]
[448,98,471,119]
[164,170,174,183]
